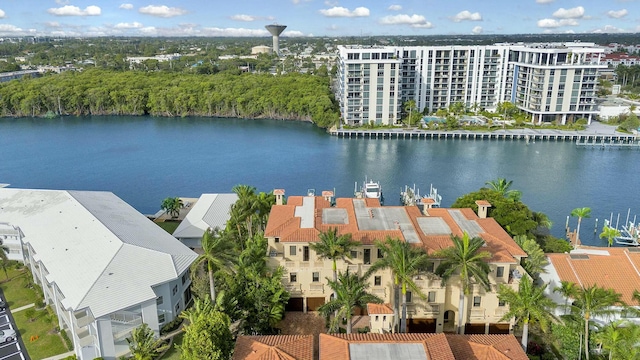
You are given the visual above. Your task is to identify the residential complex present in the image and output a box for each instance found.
[0,188,198,360]
[264,192,527,335]
[336,42,605,126]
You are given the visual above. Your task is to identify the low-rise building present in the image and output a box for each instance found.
[0,188,198,360]
[539,247,640,324]
[264,192,527,334]
[172,193,238,248]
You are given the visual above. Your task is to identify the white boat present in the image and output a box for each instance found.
[355,177,383,201]
[400,184,442,208]
[614,221,640,246]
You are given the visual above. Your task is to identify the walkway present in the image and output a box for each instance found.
[41,351,75,360]
[11,304,34,313]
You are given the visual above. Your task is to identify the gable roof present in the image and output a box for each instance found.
[367,303,394,315]
[172,193,238,239]
[265,195,526,264]
[233,335,314,360]
[547,248,640,305]
[0,188,198,318]
[319,333,527,360]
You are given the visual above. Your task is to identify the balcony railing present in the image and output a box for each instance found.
[470,308,485,320]
[309,284,324,292]
[372,287,386,298]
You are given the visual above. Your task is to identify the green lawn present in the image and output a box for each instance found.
[160,332,184,360]
[13,309,67,360]
[156,220,181,234]
[0,265,40,308]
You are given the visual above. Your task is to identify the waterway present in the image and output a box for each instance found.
[1,116,638,246]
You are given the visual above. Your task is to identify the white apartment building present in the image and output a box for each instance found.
[0,188,198,360]
[337,42,605,126]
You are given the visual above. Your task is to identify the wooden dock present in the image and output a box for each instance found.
[329,128,638,144]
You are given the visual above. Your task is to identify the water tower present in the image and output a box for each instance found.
[265,24,287,56]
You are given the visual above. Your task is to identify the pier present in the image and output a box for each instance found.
[329,127,639,145]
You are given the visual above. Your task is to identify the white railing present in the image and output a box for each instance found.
[309,284,324,292]
[424,304,440,315]
[110,311,142,325]
[470,308,485,320]
[494,308,508,318]
[285,284,302,293]
[74,310,93,328]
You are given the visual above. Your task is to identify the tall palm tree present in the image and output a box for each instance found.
[485,178,521,201]
[599,226,621,247]
[570,207,591,245]
[310,228,359,285]
[594,320,628,360]
[161,197,183,218]
[498,276,556,351]
[435,232,491,334]
[557,283,624,360]
[318,271,382,334]
[127,323,169,360]
[554,280,577,314]
[231,184,257,238]
[368,237,431,333]
[191,228,238,301]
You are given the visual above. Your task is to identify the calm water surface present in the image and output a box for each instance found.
[1,116,638,246]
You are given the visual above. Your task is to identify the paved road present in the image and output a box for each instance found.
[0,289,30,360]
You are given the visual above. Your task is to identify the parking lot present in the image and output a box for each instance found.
[0,292,29,360]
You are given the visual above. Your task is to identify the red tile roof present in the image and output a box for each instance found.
[233,335,314,360]
[446,335,528,360]
[547,248,640,305]
[366,303,394,314]
[264,195,526,264]
[475,200,492,207]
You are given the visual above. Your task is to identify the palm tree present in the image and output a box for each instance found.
[497,276,556,351]
[557,283,624,360]
[435,232,491,334]
[191,228,238,301]
[554,280,577,314]
[310,228,359,285]
[570,207,591,244]
[513,236,547,278]
[594,320,628,360]
[318,271,382,334]
[485,178,521,201]
[599,226,620,247]
[127,323,169,360]
[0,242,10,278]
[161,197,183,218]
[367,237,431,333]
[231,184,257,238]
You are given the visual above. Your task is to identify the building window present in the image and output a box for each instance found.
[290,246,296,256]
[158,313,165,323]
[383,316,387,322]
[498,299,506,307]
[374,276,382,286]
[172,285,178,296]
[275,237,280,243]
[428,291,436,303]
[175,303,180,313]
[312,272,320,282]
[182,273,188,285]
[406,291,413,303]
[350,250,358,259]
[427,262,435,273]
[156,296,163,306]
[473,296,481,307]
[375,316,379,321]
[290,273,297,283]
[496,266,504,278]
[377,249,383,258]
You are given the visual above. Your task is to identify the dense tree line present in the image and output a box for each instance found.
[0,69,340,127]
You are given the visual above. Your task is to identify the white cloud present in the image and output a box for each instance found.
[45,21,61,27]
[0,24,37,36]
[388,5,402,11]
[119,4,134,10]
[47,5,101,16]
[552,6,585,19]
[324,0,338,6]
[139,5,187,18]
[230,14,257,22]
[607,9,628,18]
[591,25,630,33]
[319,6,370,17]
[114,22,143,29]
[0,9,5,19]
[536,0,554,3]
[472,26,483,34]
[327,24,340,31]
[55,0,70,4]
[452,10,482,22]
[379,14,433,28]
[537,18,579,28]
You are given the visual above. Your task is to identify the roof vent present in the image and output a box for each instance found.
[570,254,589,260]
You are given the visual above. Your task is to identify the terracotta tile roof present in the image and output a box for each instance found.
[366,303,394,314]
[319,333,526,360]
[547,248,640,305]
[475,200,492,207]
[265,195,524,264]
[273,189,285,196]
[321,190,334,197]
[445,335,528,360]
[233,335,314,360]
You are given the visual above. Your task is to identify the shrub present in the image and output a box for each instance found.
[35,299,45,309]
[62,355,77,360]
[160,317,183,335]
[24,308,36,322]
[61,329,74,350]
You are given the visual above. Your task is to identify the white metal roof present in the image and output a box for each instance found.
[0,188,198,318]
[172,193,238,239]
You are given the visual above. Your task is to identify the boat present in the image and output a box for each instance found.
[355,177,383,202]
[614,221,640,246]
[400,184,442,208]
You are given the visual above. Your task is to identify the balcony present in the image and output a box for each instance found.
[74,309,94,329]
[309,284,324,293]
[470,308,485,320]
[424,304,440,316]
[371,287,386,298]
[494,308,508,318]
[76,327,96,348]
[110,311,142,341]
[285,284,302,293]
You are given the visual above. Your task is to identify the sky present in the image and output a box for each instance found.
[0,0,637,37]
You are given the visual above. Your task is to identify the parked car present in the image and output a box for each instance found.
[0,329,15,343]
[0,299,6,310]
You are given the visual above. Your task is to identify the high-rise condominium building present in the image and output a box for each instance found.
[336,42,605,126]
